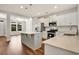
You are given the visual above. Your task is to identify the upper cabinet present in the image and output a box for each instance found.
[56,12,77,26]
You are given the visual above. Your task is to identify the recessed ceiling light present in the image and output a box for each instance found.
[20,6,23,8]
[37,12,41,15]
[54,6,57,8]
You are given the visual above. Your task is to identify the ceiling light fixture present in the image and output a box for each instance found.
[54,6,57,8]
[20,6,23,8]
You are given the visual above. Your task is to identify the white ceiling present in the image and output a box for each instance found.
[0,4,77,17]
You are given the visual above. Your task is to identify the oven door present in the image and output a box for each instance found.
[48,33,55,39]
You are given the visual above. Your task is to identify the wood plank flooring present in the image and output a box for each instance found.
[0,35,45,55]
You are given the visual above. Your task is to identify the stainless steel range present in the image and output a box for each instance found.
[47,29,58,39]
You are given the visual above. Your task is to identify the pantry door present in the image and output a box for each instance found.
[0,20,5,36]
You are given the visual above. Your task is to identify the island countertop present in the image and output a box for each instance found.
[43,35,79,54]
[21,32,40,34]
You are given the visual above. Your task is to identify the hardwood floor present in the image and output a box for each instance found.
[0,35,45,55]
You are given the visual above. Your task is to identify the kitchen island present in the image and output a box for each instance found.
[43,35,79,55]
[21,32,42,50]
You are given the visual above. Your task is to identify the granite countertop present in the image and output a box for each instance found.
[43,35,79,53]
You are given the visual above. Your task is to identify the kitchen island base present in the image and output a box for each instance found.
[45,44,78,55]
[21,32,42,50]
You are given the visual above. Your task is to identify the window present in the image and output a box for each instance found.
[10,15,25,32]
[11,22,22,31]
[17,24,22,31]
[11,23,16,31]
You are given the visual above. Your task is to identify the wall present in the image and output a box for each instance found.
[0,19,5,36]
[39,17,49,27]
[0,13,7,36]
[0,13,10,40]
[21,21,26,32]
[25,18,33,32]
[78,5,79,34]
[5,14,11,41]
[32,18,41,32]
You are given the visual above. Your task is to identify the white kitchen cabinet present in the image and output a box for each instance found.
[21,32,42,50]
[56,12,77,26]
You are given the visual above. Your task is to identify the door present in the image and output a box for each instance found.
[0,20,4,36]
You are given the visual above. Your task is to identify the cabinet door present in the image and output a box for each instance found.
[56,12,77,26]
